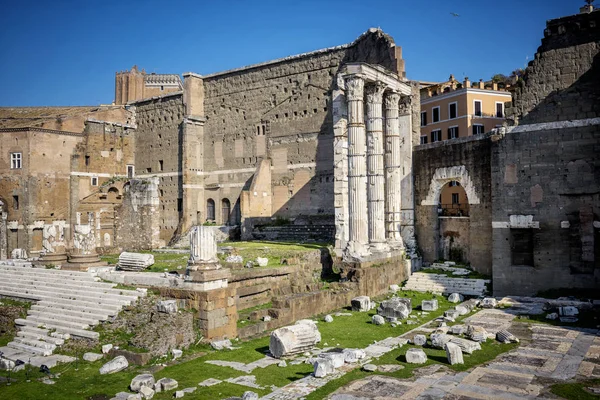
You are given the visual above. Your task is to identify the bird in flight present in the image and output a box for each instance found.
[450,12,460,17]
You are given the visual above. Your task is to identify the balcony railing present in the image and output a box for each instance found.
[470,112,504,118]
[438,203,469,217]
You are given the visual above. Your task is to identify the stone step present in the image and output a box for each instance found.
[0,278,140,300]
[16,330,64,346]
[0,272,117,291]
[34,299,120,317]
[27,309,100,326]
[19,325,51,336]
[7,341,52,357]
[12,336,57,352]
[15,318,99,340]
[0,345,31,361]
[31,304,109,321]
[0,283,137,306]
[21,314,90,330]
[0,265,100,281]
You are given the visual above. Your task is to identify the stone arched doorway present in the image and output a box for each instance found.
[438,181,470,263]
[221,198,231,225]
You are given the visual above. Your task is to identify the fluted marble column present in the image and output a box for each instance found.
[365,83,387,251]
[345,76,369,259]
[384,92,404,247]
[189,225,219,269]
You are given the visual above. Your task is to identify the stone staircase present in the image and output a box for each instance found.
[0,263,144,366]
[402,272,490,296]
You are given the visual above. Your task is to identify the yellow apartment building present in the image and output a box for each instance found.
[419,75,511,144]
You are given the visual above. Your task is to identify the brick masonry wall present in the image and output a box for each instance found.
[413,135,493,274]
[491,124,600,295]
[507,10,600,124]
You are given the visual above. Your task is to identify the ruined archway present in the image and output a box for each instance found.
[421,166,481,206]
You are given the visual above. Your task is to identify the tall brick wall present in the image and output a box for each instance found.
[506,10,600,124]
[413,134,493,275]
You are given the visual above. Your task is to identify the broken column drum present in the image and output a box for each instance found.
[345,76,370,260]
[365,83,388,251]
[188,225,219,269]
[269,321,321,358]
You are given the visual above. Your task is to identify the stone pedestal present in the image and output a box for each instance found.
[66,224,105,271]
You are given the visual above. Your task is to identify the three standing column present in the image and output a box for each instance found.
[384,92,403,246]
[365,83,388,251]
[345,76,370,258]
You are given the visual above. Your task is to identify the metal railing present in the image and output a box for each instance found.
[438,203,469,217]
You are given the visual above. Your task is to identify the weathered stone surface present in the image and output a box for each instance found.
[343,348,366,363]
[445,342,464,365]
[372,315,385,325]
[449,324,466,335]
[319,352,345,368]
[113,392,140,400]
[390,284,400,293]
[363,364,377,372]
[130,374,155,392]
[324,315,333,323]
[412,334,427,346]
[156,300,177,314]
[406,348,427,364]
[430,333,452,348]
[269,321,321,358]
[421,299,438,311]
[256,257,268,267]
[83,352,103,362]
[496,329,519,344]
[351,296,371,312]
[278,360,287,367]
[102,343,114,354]
[211,339,232,350]
[559,306,579,316]
[448,293,464,303]
[118,252,155,271]
[455,305,470,315]
[225,255,243,263]
[377,297,410,319]
[139,386,155,399]
[155,377,178,392]
[198,378,222,387]
[172,349,182,359]
[99,356,129,375]
[466,325,488,343]
[444,309,460,320]
[546,312,559,320]
[481,298,497,308]
[449,337,481,354]
[314,358,335,378]
[243,391,259,400]
[174,391,184,398]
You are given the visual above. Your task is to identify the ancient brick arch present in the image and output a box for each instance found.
[421,165,481,206]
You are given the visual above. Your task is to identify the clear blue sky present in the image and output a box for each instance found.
[0,0,577,106]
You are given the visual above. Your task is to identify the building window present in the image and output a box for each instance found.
[160,85,164,91]
[448,126,459,139]
[449,180,460,187]
[474,100,482,117]
[221,198,231,225]
[13,195,19,210]
[451,193,459,204]
[127,165,135,178]
[85,155,90,167]
[206,199,215,221]
[496,102,504,118]
[431,130,441,142]
[91,176,98,186]
[158,160,164,172]
[432,106,440,123]
[10,152,22,169]
[472,124,485,135]
[420,111,427,127]
[420,135,428,145]
[449,102,457,119]
[511,229,534,266]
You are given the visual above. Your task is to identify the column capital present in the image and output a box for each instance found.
[399,94,413,114]
[365,82,386,105]
[345,76,365,101]
[384,92,401,110]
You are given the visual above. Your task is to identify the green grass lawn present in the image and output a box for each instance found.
[218,241,328,268]
[100,251,189,273]
[551,379,600,400]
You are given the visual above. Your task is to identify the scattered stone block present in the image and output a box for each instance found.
[449,325,466,335]
[314,358,335,377]
[455,305,470,316]
[466,325,488,343]
[406,348,427,364]
[430,333,452,348]
[102,344,114,354]
[560,316,578,323]
[448,293,464,303]
[351,296,371,312]
[377,297,410,319]
[421,299,438,311]
[363,364,377,372]
[546,312,558,320]
[139,386,155,399]
[182,387,196,393]
[256,257,268,267]
[378,364,404,372]
[445,309,460,320]
[481,298,498,308]
[263,316,272,322]
[269,321,321,358]
[412,334,427,346]
[172,349,182,359]
[449,337,481,354]
[445,342,464,365]
[99,356,129,375]
[83,352,103,362]
[130,374,155,392]
[372,315,385,325]
[156,300,177,314]
[244,261,254,269]
[198,378,222,387]
[278,360,287,367]
[155,377,178,392]
[390,284,400,293]
[113,392,140,400]
[211,339,233,350]
[342,348,366,363]
[174,391,184,398]
[118,252,154,271]
[324,315,333,323]
[243,391,259,400]
[0,359,15,370]
[496,330,519,343]
[559,306,579,316]
[318,352,345,368]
